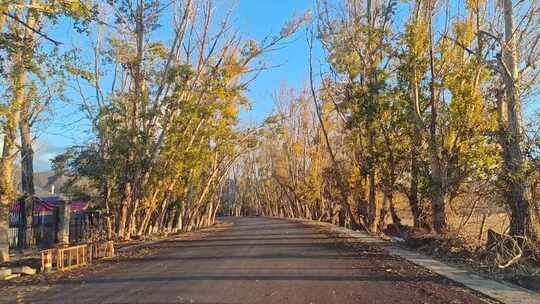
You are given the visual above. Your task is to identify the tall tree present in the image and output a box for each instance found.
[497,0,538,239]
[0,0,93,261]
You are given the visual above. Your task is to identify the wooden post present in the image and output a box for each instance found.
[41,249,53,272]
[57,200,70,245]
[478,213,487,241]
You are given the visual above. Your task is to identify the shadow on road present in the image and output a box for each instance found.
[33,273,440,286]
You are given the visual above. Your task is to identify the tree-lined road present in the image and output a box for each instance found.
[6,217,494,304]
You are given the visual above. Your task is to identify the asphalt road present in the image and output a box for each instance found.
[4,217,496,304]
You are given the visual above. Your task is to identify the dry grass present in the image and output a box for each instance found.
[391,194,511,246]
[386,195,540,291]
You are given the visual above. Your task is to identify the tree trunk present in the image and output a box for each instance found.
[367,128,377,232]
[0,34,30,260]
[389,193,401,226]
[138,207,153,237]
[174,203,185,232]
[408,131,429,228]
[499,0,537,239]
[104,180,113,240]
[20,100,35,196]
[156,199,170,233]
[427,4,446,233]
[378,189,390,232]
[116,183,131,238]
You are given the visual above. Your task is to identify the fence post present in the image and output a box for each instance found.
[57,200,70,245]
[41,249,53,272]
[25,197,34,248]
[17,197,26,248]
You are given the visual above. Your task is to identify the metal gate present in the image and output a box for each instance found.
[8,198,59,249]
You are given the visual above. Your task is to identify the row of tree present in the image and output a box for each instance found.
[226,0,540,247]
[0,0,307,262]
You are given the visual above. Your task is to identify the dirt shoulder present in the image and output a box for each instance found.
[296,218,539,304]
[0,221,232,301]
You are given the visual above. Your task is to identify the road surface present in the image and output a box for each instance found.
[3,217,496,304]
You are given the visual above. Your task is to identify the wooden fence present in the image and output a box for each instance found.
[41,241,114,272]
[88,240,115,262]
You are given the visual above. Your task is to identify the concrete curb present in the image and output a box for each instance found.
[292,218,539,304]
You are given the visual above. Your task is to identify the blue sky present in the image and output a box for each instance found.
[33,0,316,171]
[233,0,315,123]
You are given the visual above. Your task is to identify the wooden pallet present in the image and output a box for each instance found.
[41,241,115,272]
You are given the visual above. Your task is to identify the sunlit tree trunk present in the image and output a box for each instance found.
[427,4,446,233]
[117,183,131,238]
[20,90,35,196]
[498,0,537,239]
[0,7,35,261]
[366,129,377,231]
[20,94,35,249]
